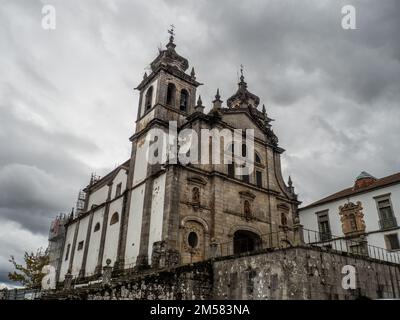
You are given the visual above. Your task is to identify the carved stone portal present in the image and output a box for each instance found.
[339,201,366,235]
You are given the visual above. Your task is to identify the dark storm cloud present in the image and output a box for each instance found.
[0,0,399,286]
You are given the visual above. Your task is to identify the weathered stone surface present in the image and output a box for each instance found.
[213,246,400,300]
[44,246,400,300]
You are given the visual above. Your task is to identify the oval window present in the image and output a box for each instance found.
[188,232,198,248]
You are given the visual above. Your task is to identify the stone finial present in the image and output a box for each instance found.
[262,104,266,115]
[215,88,221,100]
[194,95,204,113]
[288,176,295,194]
[143,72,148,80]
[190,67,196,79]
[212,89,223,109]
[240,64,245,83]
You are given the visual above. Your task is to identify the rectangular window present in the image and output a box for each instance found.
[256,171,262,188]
[115,183,122,197]
[316,211,331,241]
[242,174,250,184]
[385,234,400,251]
[65,244,71,261]
[77,241,84,251]
[375,195,397,230]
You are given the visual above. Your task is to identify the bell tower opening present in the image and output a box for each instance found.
[166,83,176,106]
[233,230,261,255]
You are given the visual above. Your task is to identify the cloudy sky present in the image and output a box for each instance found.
[0,0,399,287]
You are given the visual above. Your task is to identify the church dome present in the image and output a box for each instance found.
[356,171,376,180]
[150,36,189,72]
[227,72,260,109]
[354,171,377,190]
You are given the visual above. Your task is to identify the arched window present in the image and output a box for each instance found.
[242,144,247,157]
[94,222,101,232]
[188,232,198,248]
[192,187,200,203]
[144,86,153,111]
[166,83,176,106]
[233,230,261,254]
[180,89,189,112]
[110,212,119,225]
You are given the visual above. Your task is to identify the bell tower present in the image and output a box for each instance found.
[134,27,202,134]
[114,29,203,270]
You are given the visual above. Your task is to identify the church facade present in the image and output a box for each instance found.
[50,33,300,284]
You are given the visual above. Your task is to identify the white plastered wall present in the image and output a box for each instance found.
[124,183,146,267]
[84,207,104,276]
[102,197,123,268]
[147,173,166,259]
[299,184,400,251]
[58,222,77,281]
[70,215,90,277]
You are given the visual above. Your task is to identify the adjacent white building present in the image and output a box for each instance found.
[299,171,400,257]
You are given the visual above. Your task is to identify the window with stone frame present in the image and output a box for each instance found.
[144,86,153,111]
[166,83,176,106]
[187,231,198,248]
[375,195,397,230]
[110,212,119,225]
[316,211,331,241]
[385,233,400,251]
[115,182,122,198]
[180,89,189,112]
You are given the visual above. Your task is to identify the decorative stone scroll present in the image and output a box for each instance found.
[339,201,366,235]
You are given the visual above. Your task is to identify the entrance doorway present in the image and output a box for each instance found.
[233,230,262,254]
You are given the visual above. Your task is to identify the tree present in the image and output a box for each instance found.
[8,248,49,289]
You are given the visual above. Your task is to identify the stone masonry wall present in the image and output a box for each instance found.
[44,261,213,300]
[213,246,400,300]
[43,246,400,300]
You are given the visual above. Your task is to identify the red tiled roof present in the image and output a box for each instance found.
[300,172,400,210]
